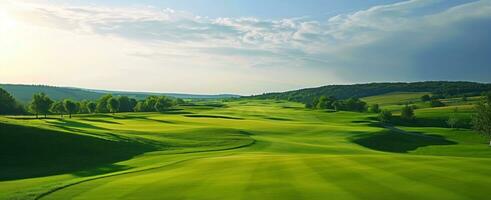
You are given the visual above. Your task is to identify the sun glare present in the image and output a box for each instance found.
[0,11,17,31]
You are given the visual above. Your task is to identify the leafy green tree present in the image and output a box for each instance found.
[370,104,381,113]
[421,94,431,102]
[472,102,491,146]
[107,97,120,114]
[29,93,53,118]
[145,96,159,111]
[50,101,66,118]
[175,98,185,105]
[430,99,445,107]
[316,96,336,109]
[155,96,173,112]
[64,99,77,118]
[78,100,89,114]
[0,88,23,115]
[118,96,132,112]
[87,102,97,113]
[379,110,392,123]
[134,101,145,112]
[447,115,460,129]
[129,98,138,111]
[96,94,112,113]
[401,105,415,121]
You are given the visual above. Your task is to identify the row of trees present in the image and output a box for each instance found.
[305,96,367,112]
[27,93,185,118]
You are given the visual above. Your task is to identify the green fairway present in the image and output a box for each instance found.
[1,100,490,200]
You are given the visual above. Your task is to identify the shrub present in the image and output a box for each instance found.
[379,110,392,123]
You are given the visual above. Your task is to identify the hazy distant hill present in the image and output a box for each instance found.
[250,81,491,103]
[0,84,240,103]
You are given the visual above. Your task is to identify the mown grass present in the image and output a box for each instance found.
[1,99,490,200]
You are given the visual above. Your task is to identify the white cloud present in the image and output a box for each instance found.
[1,0,490,94]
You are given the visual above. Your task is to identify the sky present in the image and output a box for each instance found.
[0,0,490,95]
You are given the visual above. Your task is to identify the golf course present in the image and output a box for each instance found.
[1,94,491,200]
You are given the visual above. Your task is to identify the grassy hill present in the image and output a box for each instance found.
[0,84,240,103]
[251,81,491,103]
[1,99,490,200]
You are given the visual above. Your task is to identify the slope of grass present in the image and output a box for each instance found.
[1,100,490,200]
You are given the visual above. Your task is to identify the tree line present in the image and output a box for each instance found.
[0,88,185,118]
[305,96,368,112]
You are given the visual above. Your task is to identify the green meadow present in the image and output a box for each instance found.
[1,95,490,200]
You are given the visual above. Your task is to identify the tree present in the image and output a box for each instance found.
[370,104,381,113]
[129,98,138,111]
[316,96,336,109]
[118,96,132,112]
[483,91,491,103]
[472,102,491,146]
[0,88,23,115]
[155,96,173,112]
[64,99,77,118]
[401,105,415,121]
[421,94,431,102]
[134,101,145,112]
[447,116,460,129]
[29,93,53,118]
[379,110,392,123]
[96,94,112,113]
[50,101,66,118]
[78,100,89,114]
[87,102,97,113]
[175,98,185,105]
[107,97,120,114]
[430,99,445,107]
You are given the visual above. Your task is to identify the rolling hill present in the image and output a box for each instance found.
[0,84,240,103]
[250,81,491,103]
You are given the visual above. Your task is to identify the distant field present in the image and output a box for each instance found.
[1,98,490,200]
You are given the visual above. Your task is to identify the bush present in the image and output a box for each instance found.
[370,104,381,113]
[379,110,392,123]
[430,99,445,107]
[421,94,431,102]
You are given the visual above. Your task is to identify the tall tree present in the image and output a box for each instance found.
[0,88,23,115]
[118,96,131,112]
[50,101,66,118]
[87,102,97,113]
[96,94,112,113]
[107,97,120,114]
[64,99,77,118]
[401,105,415,121]
[421,94,431,102]
[29,93,53,118]
[370,104,381,113]
[472,101,491,146]
[129,98,138,111]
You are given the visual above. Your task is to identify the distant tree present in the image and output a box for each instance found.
[379,110,392,123]
[129,98,138,111]
[96,94,112,113]
[64,99,77,118]
[430,99,445,107]
[421,94,431,102]
[0,88,23,115]
[87,102,97,113]
[78,100,89,114]
[175,98,185,105]
[483,91,491,103]
[144,96,159,112]
[107,97,120,114]
[305,102,314,109]
[462,96,468,102]
[447,115,460,129]
[29,93,53,118]
[134,101,145,112]
[370,104,381,113]
[155,96,173,112]
[472,101,491,146]
[401,105,415,121]
[316,96,336,109]
[118,96,132,112]
[50,101,66,118]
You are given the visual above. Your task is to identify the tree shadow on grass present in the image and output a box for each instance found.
[80,118,122,124]
[0,122,155,181]
[184,114,244,120]
[351,130,457,153]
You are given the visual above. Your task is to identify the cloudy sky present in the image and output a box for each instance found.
[0,0,490,95]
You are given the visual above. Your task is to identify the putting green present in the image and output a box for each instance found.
[1,100,490,200]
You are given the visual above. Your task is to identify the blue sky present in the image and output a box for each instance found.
[0,0,490,94]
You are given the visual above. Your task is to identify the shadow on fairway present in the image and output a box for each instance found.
[80,118,122,124]
[351,130,457,153]
[184,114,244,120]
[0,122,154,181]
